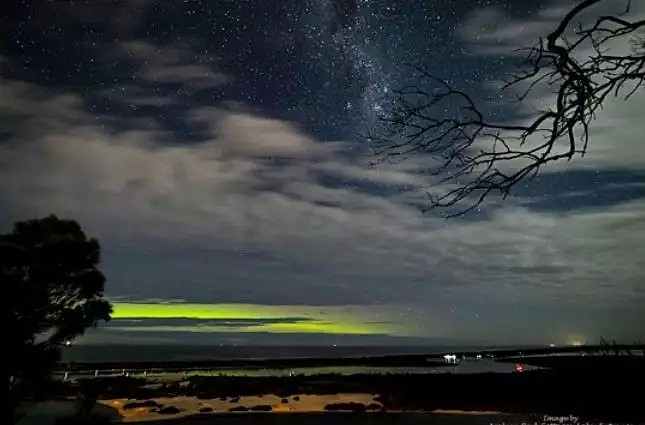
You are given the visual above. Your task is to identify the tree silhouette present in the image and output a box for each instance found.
[1,215,112,424]
[372,0,645,216]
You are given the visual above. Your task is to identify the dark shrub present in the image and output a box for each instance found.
[324,402,366,413]
[158,406,180,414]
[250,404,272,412]
[123,400,159,409]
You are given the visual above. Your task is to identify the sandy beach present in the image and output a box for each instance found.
[16,398,511,425]
[98,394,509,422]
[99,393,384,422]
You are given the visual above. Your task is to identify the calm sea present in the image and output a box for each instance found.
[61,345,504,363]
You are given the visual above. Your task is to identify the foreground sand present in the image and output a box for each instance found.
[100,393,383,422]
[18,397,506,424]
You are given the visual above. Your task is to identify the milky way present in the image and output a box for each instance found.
[2,0,506,143]
[319,0,394,125]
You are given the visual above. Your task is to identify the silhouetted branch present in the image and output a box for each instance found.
[372,0,645,216]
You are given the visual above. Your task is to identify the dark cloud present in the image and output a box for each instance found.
[74,329,447,349]
[515,170,645,212]
[107,317,314,328]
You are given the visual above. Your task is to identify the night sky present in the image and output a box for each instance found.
[1,0,644,346]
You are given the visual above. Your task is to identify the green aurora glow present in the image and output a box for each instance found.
[110,302,417,336]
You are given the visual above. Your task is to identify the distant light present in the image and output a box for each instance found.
[443,354,457,364]
[64,340,72,347]
[476,354,482,359]
[549,344,556,348]
[515,364,524,373]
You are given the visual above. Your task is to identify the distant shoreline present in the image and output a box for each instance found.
[41,349,645,423]
[57,343,645,374]
[57,354,448,373]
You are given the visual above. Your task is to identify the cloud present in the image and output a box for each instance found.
[457,7,556,56]
[1,62,644,344]
[146,64,231,89]
[121,40,233,89]
[6,0,153,35]
[191,108,328,158]
[108,318,312,328]
[457,0,644,56]
[456,0,645,174]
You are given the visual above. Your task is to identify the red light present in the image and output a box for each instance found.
[515,363,524,373]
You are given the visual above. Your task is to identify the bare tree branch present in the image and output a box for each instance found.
[371,0,645,217]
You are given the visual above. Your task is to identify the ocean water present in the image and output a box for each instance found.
[59,345,537,376]
[61,344,506,363]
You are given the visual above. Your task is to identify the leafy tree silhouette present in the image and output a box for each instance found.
[1,215,112,424]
